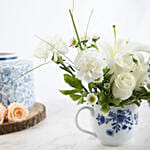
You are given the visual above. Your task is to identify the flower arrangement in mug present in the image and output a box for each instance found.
[0,103,29,124]
[15,9,150,115]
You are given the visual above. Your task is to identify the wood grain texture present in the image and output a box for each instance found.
[0,103,46,135]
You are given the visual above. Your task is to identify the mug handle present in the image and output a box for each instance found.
[75,106,97,137]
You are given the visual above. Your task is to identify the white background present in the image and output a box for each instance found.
[0,0,150,102]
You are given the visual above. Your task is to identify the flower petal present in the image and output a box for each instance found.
[112,83,132,100]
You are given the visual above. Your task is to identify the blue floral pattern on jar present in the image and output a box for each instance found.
[0,60,35,109]
[96,108,138,136]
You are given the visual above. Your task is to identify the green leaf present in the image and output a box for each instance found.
[56,56,63,64]
[120,99,133,107]
[70,94,81,101]
[100,104,110,114]
[77,97,86,105]
[97,92,105,105]
[91,44,98,50]
[64,74,83,89]
[88,83,93,92]
[133,101,141,107]
[103,67,110,75]
[51,53,55,61]
[111,98,121,106]
[88,82,97,92]
[81,40,88,43]
[147,100,150,106]
[82,91,88,97]
[92,37,100,43]
[59,89,80,95]
[132,56,138,64]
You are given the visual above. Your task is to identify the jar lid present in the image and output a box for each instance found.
[0,53,18,61]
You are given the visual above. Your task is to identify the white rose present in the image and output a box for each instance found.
[74,49,107,83]
[114,52,149,88]
[34,35,68,61]
[112,72,136,100]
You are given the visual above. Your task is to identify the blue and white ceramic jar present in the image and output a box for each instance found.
[75,104,138,146]
[0,53,35,109]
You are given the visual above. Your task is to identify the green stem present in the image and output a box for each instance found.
[72,0,74,14]
[82,85,88,92]
[113,25,117,56]
[85,9,94,37]
[69,9,83,50]
[13,61,51,81]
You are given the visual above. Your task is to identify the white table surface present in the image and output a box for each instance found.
[0,97,150,150]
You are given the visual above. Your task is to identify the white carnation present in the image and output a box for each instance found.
[74,49,107,83]
[34,35,68,61]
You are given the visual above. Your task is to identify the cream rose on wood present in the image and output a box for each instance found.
[112,72,136,100]
[0,104,7,124]
[8,103,29,123]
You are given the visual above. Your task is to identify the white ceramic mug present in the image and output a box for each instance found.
[75,104,138,146]
[0,52,35,109]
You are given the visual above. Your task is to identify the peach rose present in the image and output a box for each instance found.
[0,103,7,124]
[8,103,29,123]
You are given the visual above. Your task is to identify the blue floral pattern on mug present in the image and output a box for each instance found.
[96,109,138,136]
[0,60,35,109]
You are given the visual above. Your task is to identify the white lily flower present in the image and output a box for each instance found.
[87,93,97,105]
[100,40,131,64]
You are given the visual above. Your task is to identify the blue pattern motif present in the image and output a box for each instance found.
[96,109,138,136]
[0,60,35,109]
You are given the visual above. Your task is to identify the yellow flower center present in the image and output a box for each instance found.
[89,96,95,103]
[94,77,101,82]
[129,53,133,56]
[147,83,150,89]
[105,84,109,88]
[72,39,77,46]
[126,41,129,44]
[81,36,87,40]
[81,37,84,40]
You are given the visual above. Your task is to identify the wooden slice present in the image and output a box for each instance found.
[0,102,46,135]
